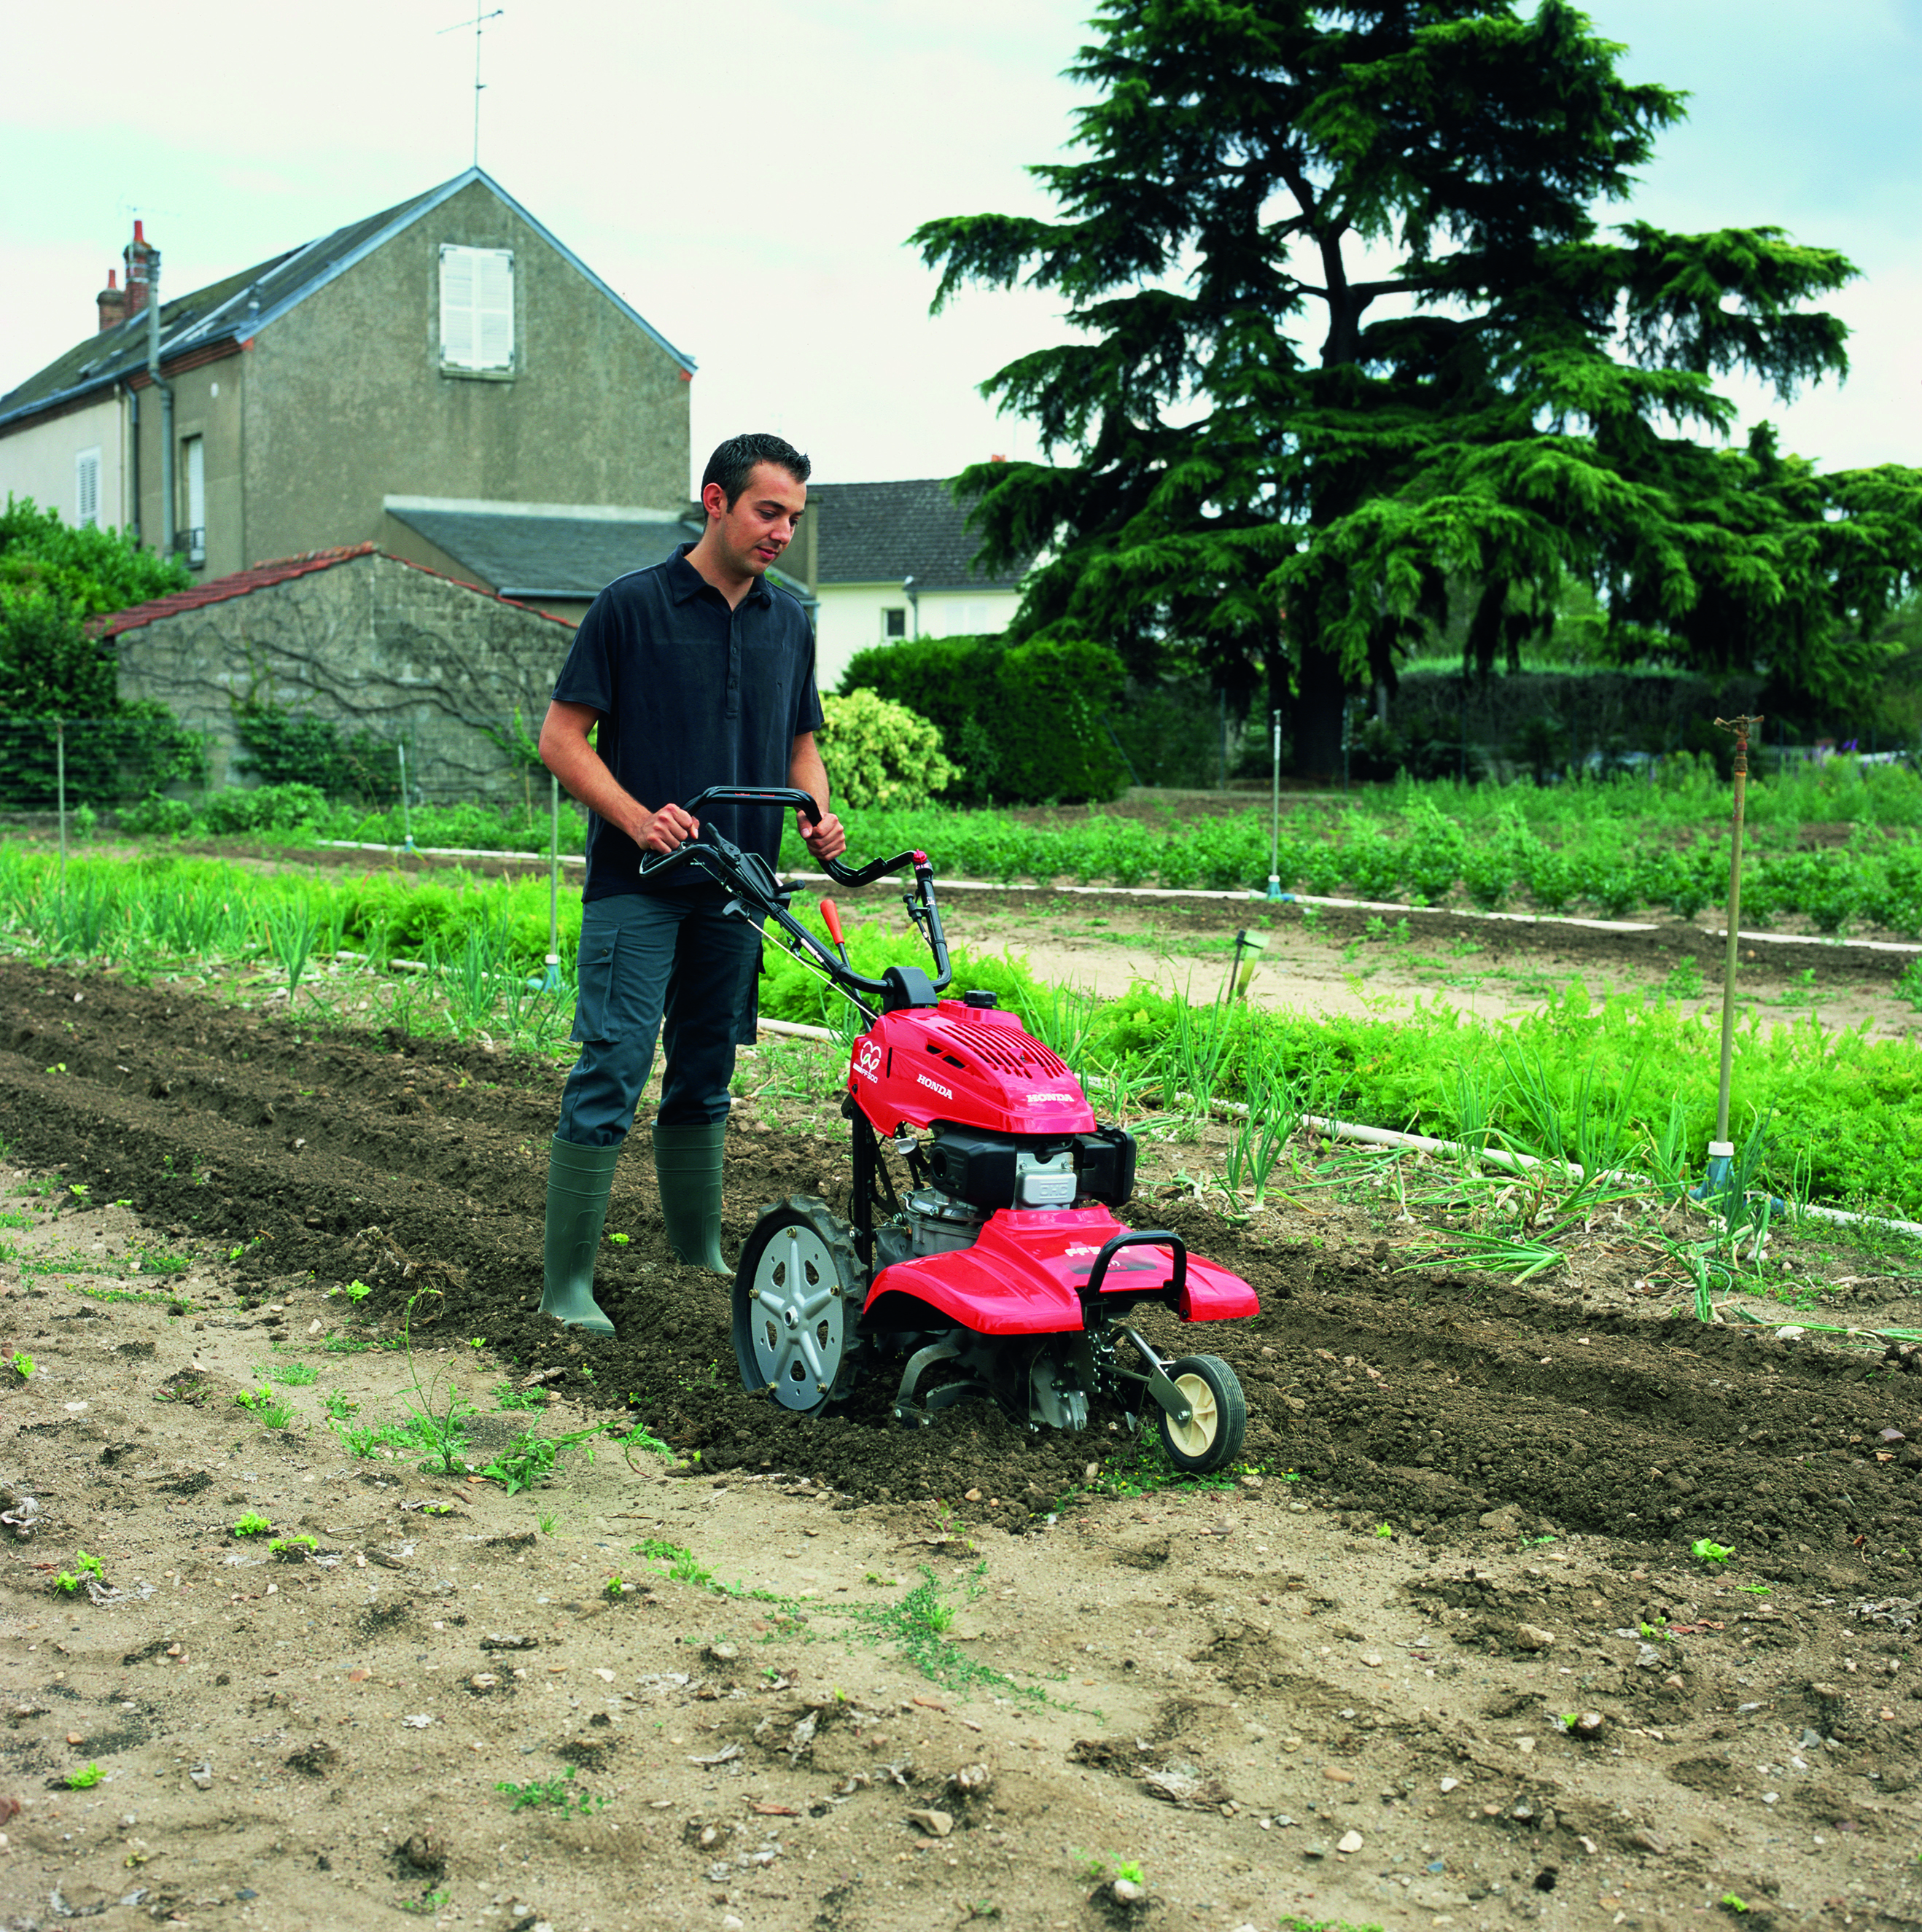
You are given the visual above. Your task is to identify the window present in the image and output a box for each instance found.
[180,435,206,566]
[440,244,515,372]
[75,448,101,529]
[883,607,907,639]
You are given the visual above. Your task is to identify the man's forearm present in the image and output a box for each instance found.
[543,729,641,840]
[789,740,831,817]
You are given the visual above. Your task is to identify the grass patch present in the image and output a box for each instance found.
[836,1564,1059,1707]
[494,1766,604,1816]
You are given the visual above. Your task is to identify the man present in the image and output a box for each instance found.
[534,432,845,1337]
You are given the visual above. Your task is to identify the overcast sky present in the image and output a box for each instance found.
[4,0,1918,493]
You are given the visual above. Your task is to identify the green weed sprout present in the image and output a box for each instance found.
[1073,1851,1145,1887]
[9,1351,34,1379]
[609,1231,630,1246]
[268,1535,319,1559]
[1692,1538,1734,1565]
[234,1382,296,1428]
[78,1551,103,1577]
[69,1183,90,1201]
[53,1570,82,1595]
[614,1417,674,1461]
[342,1279,373,1304]
[1720,1895,1749,1915]
[1373,1522,1393,1538]
[231,1512,273,1537]
[494,1766,603,1816]
[604,1571,629,1600]
[66,1762,104,1789]
[1738,1581,1770,1594]
[469,1336,486,1348]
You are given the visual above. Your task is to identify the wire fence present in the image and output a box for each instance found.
[0,713,548,813]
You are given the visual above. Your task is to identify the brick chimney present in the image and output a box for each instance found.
[96,268,126,334]
[123,220,159,320]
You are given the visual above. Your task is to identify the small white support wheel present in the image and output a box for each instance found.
[1155,1354,1248,1473]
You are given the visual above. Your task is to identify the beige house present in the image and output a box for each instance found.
[0,171,693,615]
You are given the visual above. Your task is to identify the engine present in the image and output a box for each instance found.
[872,1121,1138,1270]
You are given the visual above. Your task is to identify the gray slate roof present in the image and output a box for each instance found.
[1,169,693,434]
[387,505,701,600]
[808,478,1030,592]
[386,504,815,609]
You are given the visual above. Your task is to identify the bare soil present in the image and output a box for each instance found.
[1,961,1921,1932]
[928,892,1922,1044]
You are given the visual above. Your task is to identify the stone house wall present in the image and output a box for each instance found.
[114,550,574,799]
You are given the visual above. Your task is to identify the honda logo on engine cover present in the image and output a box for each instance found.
[916,1072,954,1099]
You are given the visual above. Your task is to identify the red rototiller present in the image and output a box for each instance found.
[640,788,1258,1472]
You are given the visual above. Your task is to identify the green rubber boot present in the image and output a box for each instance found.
[653,1119,730,1274]
[540,1137,620,1336]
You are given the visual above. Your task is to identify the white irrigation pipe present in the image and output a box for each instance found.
[319,839,585,866]
[310,843,1922,957]
[758,1017,837,1043]
[744,1025,1922,1240]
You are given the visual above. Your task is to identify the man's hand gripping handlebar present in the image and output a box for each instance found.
[634,786,950,1016]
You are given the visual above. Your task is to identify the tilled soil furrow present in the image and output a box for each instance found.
[0,959,1914,1587]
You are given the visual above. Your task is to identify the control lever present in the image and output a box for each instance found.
[820,897,849,965]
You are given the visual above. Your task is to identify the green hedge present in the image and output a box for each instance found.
[839,634,1129,803]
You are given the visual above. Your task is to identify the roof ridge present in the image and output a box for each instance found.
[2,168,693,432]
[93,542,572,639]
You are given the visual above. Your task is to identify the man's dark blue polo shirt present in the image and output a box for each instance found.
[551,545,825,901]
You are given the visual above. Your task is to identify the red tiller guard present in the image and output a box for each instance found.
[864,1206,1260,1335]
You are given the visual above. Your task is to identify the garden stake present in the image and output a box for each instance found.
[542,771,561,991]
[1266,709,1283,900]
[55,717,67,889]
[397,742,416,854]
[1703,714,1764,1205]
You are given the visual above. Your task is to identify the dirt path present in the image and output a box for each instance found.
[926,895,1922,1044]
[1,963,1920,1929]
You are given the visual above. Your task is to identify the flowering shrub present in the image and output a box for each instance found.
[817,690,959,810]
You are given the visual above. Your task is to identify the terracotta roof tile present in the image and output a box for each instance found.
[95,543,572,637]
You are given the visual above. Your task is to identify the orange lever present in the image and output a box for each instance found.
[819,897,846,948]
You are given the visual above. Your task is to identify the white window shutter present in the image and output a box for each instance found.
[476,250,514,369]
[440,244,513,370]
[440,246,477,366]
[75,448,101,529]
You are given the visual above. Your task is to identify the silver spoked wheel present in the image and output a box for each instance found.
[742,1212,853,1413]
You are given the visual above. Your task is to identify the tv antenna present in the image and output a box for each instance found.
[440,6,505,168]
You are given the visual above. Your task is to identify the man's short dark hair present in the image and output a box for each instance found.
[702,433,812,508]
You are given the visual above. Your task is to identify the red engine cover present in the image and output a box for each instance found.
[864,1205,1261,1336]
[845,999,1097,1137]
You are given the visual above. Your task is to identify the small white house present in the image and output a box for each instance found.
[804,477,1032,693]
